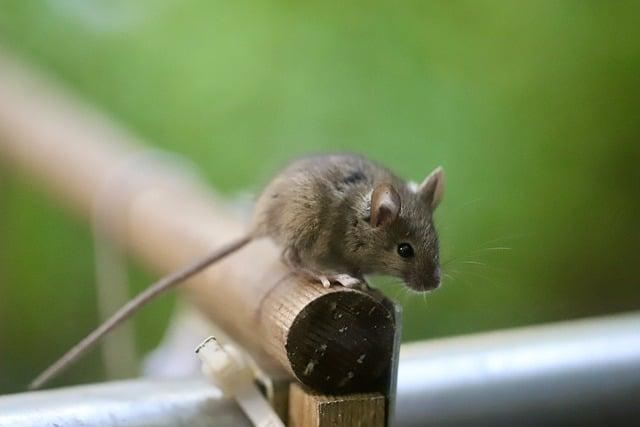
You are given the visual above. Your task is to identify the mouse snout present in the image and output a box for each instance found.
[423,266,441,291]
[432,266,441,285]
[406,265,441,292]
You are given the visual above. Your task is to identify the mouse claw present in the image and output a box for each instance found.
[329,274,364,289]
[290,268,362,289]
[291,267,332,288]
[319,275,331,288]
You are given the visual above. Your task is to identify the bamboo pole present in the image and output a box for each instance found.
[0,51,396,395]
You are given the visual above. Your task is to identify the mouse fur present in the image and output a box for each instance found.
[252,153,444,291]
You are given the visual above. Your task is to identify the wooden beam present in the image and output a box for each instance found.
[0,50,397,395]
[289,383,385,427]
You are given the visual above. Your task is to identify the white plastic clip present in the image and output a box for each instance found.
[196,337,285,427]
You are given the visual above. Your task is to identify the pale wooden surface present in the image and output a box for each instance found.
[289,383,385,427]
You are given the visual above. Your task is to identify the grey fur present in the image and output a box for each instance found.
[252,153,443,291]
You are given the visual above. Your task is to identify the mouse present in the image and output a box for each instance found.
[30,153,445,389]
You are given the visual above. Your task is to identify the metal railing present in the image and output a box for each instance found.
[2,312,638,426]
[395,311,640,426]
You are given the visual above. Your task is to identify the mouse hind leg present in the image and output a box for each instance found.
[281,246,331,288]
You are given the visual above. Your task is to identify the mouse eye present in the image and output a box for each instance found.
[397,243,414,258]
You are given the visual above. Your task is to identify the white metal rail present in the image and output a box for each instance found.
[1,312,638,426]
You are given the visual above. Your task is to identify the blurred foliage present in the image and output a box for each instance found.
[1,0,639,393]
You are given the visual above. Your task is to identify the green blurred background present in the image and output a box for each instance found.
[1,1,639,393]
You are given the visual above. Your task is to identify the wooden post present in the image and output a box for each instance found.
[0,51,397,400]
[289,383,385,427]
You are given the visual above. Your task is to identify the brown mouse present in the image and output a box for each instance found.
[30,153,444,389]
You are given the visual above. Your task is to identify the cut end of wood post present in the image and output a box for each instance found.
[261,276,396,394]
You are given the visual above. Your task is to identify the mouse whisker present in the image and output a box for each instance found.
[459,260,489,267]
[442,272,455,282]
[389,282,410,303]
[442,253,511,288]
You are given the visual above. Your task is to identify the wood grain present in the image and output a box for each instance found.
[289,383,385,427]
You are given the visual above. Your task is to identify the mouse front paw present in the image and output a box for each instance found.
[290,267,368,290]
[326,274,371,291]
[291,268,331,288]
[327,274,362,288]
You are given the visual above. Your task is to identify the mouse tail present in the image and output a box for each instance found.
[29,235,253,390]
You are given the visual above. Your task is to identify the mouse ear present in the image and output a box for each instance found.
[419,166,445,210]
[371,184,401,227]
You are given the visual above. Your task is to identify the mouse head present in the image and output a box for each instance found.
[353,167,444,292]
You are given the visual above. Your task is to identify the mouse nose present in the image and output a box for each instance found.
[433,266,441,284]
[424,266,441,291]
